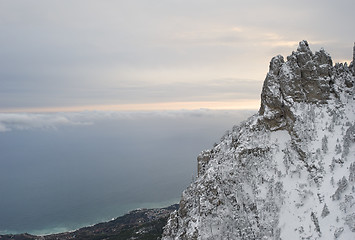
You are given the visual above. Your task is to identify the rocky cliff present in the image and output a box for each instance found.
[162,40,355,240]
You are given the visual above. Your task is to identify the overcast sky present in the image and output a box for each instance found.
[1,0,354,112]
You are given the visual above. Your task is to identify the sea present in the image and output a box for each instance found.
[0,109,254,235]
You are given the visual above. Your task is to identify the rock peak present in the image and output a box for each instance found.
[297,40,312,53]
[259,40,354,131]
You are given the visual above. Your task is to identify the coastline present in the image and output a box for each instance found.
[0,204,179,240]
[0,198,180,236]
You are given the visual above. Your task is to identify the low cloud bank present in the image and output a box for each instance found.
[0,113,88,132]
[0,109,256,132]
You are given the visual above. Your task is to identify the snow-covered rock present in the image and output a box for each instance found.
[162,40,355,240]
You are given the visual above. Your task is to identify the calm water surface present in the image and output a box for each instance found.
[0,110,253,235]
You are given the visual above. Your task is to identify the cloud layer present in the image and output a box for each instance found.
[0,109,256,132]
[0,0,354,111]
[0,113,88,132]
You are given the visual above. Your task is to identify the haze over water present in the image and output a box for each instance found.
[0,109,253,235]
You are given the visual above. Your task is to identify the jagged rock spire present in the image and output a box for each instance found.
[259,40,355,131]
[297,40,312,54]
[259,40,333,130]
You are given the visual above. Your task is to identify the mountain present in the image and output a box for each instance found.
[162,40,355,240]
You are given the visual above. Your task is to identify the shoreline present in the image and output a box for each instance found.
[0,199,180,236]
[0,204,179,240]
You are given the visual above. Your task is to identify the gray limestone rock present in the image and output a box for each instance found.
[259,40,353,131]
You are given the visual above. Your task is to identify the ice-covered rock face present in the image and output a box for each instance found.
[259,40,347,131]
[162,41,355,240]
